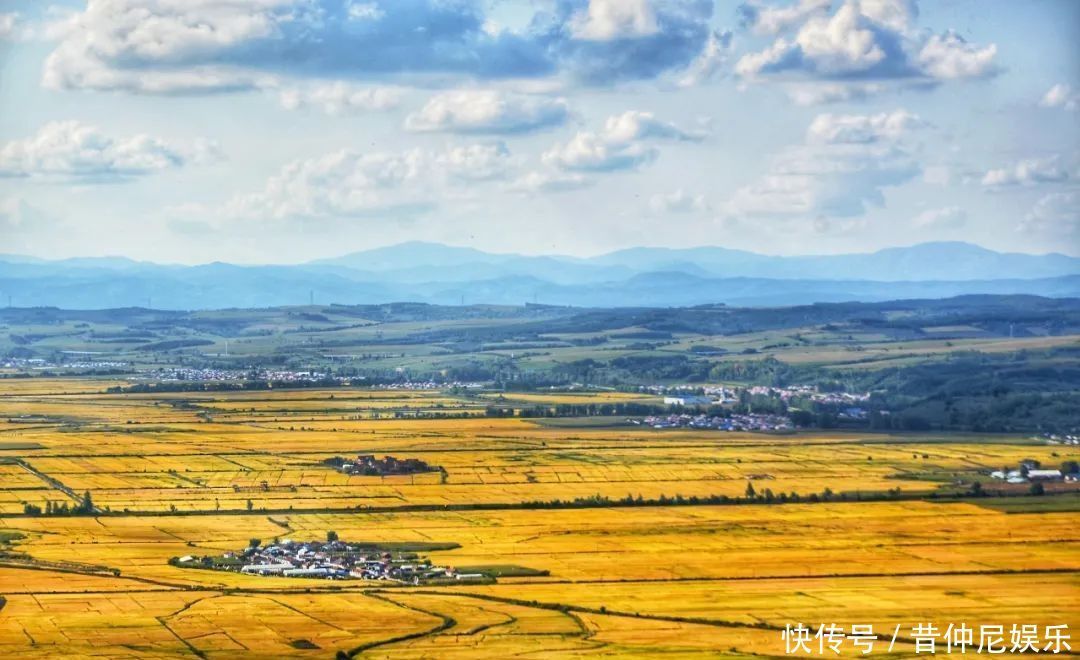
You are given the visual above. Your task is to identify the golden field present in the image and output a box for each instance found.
[0,378,1077,658]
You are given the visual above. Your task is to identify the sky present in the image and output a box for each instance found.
[0,0,1077,264]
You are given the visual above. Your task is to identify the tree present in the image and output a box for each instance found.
[246,499,254,511]
[1029,482,1045,496]
[249,538,261,548]
[326,530,339,543]
[76,491,94,515]
[745,482,756,499]
[1062,460,1079,475]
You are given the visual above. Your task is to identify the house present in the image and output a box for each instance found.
[1027,469,1063,481]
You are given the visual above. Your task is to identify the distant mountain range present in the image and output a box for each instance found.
[1,241,1077,310]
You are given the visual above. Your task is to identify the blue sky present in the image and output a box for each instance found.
[0,0,1076,264]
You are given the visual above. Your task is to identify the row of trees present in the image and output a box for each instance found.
[22,491,94,516]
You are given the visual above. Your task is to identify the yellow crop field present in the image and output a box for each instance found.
[0,378,1076,658]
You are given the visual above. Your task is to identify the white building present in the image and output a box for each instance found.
[664,395,712,406]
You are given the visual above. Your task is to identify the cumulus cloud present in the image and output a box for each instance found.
[1019,191,1079,237]
[1040,83,1079,111]
[436,143,514,181]
[912,205,966,229]
[221,142,519,220]
[807,109,926,144]
[981,156,1069,188]
[916,30,997,80]
[278,82,403,114]
[650,189,709,213]
[547,0,715,85]
[726,108,927,218]
[569,0,659,41]
[0,121,213,181]
[543,110,702,172]
[405,90,569,134]
[735,0,998,100]
[224,149,428,220]
[42,0,716,94]
[738,0,831,36]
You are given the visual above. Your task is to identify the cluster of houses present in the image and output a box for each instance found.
[1043,433,1080,446]
[1,357,52,370]
[990,459,1077,484]
[323,454,440,476]
[374,380,485,390]
[639,413,794,432]
[174,539,487,584]
[138,367,346,383]
[653,384,873,410]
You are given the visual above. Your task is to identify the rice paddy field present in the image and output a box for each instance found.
[0,378,1077,658]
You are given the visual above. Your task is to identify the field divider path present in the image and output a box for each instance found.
[10,458,88,507]
[346,591,457,657]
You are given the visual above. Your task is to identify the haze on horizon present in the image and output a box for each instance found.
[0,0,1078,265]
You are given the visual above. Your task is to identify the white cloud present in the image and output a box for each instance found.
[739,0,831,36]
[981,156,1069,188]
[726,108,927,218]
[224,149,427,220]
[736,0,998,88]
[0,121,211,181]
[40,0,716,94]
[543,133,658,172]
[405,90,569,135]
[569,0,659,41]
[676,29,733,87]
[916,30,997,80]
[42,0,287,93]
[807,109,926,144]
[278,82,403,115]
[912,205,966,229]
[601,110,703,142]
[650,189,709,213]
[542,111,701,172]
[1019,191,1080,237]
[1040,83,1079,111]
[345,1,384,22]
[436,143,514,182]
[220,142,520,220]
[859,0,918,32]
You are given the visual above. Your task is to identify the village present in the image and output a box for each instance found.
[640,412,794,432]
[173,538,489,584]
[322,454,442,477]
